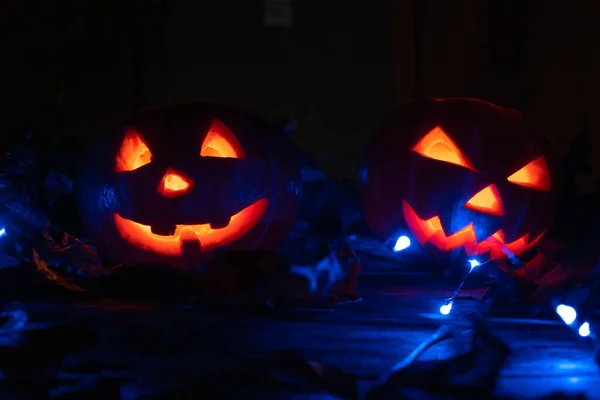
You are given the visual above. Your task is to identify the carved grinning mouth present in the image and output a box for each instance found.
[113,198,269,256]
[402,200,544,259]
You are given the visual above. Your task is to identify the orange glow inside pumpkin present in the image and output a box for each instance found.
[402,200,543,258]
[200,119,245,159]
[112,119,269,257]
[157,169,195,198]
[411,126,475,170]
[463,184,504,216]
[114,198,269,256]
[115,129,154,172]
[507,156,551,191]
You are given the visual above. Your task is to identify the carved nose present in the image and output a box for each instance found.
[157,168,195,198]
[463,184,504,216]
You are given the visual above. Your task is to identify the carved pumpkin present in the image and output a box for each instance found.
[76,103,302,268]
[360,98,555,262]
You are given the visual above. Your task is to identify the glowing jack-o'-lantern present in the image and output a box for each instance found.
[360,98,555,261]
[77,103,301,268]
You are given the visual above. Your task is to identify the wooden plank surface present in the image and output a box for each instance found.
[10,272,599,399]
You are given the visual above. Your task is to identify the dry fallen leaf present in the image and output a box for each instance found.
[32,249,85,292]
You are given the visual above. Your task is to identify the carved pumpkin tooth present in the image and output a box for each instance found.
[150,224,177,236]
[179,228,198,243]
[209,218,231,230]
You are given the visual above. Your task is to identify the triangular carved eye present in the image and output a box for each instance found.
[464,184,504,216]
[200,120,245,159]
[411,126,475,170]
[507,156,551,191]
[115,129,153,172]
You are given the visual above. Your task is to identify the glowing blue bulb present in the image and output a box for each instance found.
[556,304,577,325]
[578,322,591,337]
[439,302,453,315]
[0,228,5,237]
[468,259,480,269]
[393,235,411,252]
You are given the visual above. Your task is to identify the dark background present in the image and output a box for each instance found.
[3,0,600,188]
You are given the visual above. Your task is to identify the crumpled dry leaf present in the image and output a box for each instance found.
[0,253,20,269]
[32,249,85,292]
[31,232,107,281]
[57,233,105,277]
[266,246,361,309]
[367,316,510,400]
[0,308,28,335]
[504,238,600,302]
[243,350,358,400]
[0,133,99,282]
[4,193,51,232]
[44,167,73,204]
[0,307,29,351]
